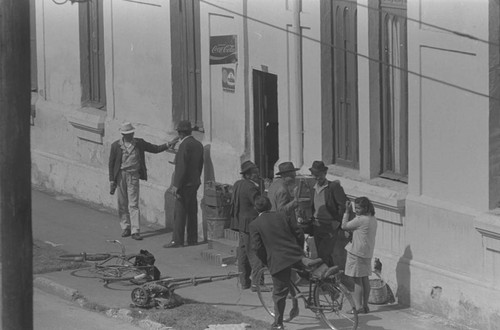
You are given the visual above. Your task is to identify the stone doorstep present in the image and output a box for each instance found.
[200,249,237,266]
[208,238,238,256]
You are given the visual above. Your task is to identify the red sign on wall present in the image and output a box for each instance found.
[210,35,238,65]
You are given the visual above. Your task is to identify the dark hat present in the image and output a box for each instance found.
[309,160,328,174]
[240,160,257,174]
[276,162,299,176]
[176,120,192,132]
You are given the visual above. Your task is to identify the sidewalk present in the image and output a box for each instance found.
[32,189,470,330]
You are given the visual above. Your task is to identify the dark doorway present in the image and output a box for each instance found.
[253,70,279,181]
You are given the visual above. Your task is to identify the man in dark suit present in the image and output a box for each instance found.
[109,122,174,240]
[229,160,262,290]
[163,120,204,248]
[309,160,348,267]
[250,196,305,330]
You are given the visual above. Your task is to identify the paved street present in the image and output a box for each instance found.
[21,189,473,329]
[0,266,141,330]
[33,288,141,330]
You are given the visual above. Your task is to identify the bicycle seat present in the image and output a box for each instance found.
[322,265,340,279]
[311,265,340,280]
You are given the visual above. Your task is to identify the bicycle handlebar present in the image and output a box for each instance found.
[105,239,125,255]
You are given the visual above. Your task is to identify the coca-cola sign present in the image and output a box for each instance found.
[210,35,238,65]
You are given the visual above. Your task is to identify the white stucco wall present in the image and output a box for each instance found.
[401,1,498,327]
[32,1,177,229]
[301,0,323,170]
[408,0,489,209]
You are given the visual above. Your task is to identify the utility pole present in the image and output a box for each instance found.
[0,0,33,329]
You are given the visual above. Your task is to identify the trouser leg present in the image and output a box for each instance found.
[272,267,292,326]
[172,194,187,245]
[238,232,251,288]
[117,171,130,230]
[127,172,140,234]
[314,229,336,267]
[247,238,263,287]
[184,185,199,244]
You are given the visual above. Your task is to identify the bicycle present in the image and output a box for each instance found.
[255,258,358,330]
[58,240,154,284]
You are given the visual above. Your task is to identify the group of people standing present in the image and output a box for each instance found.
[107,120,378,330]
[231,159,378,330]
[108,120,203,246]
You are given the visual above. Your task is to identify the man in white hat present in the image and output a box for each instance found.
[109,122,177,240]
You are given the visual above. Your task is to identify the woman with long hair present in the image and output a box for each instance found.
[341,196,378,314]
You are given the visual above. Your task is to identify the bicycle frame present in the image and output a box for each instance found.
[256,264,358,330]
[290,269,340,313]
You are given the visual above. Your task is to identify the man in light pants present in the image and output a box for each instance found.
[109,122,174,240]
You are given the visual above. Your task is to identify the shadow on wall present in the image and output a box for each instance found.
[396,245,413,306]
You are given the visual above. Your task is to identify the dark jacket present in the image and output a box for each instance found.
[108,138,168,182]
[250,211,305,275]
[311,180,347,231]
[172,135,204,189]
[229,179,260,233]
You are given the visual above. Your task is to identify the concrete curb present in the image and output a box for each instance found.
[33,276,171,330]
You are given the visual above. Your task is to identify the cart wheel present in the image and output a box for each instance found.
[131,287,150,307]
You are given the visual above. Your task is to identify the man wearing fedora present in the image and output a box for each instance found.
[309,160,348,266]
[109,122,175,240]
[267,161,300,216]
[163,120,204,248]
[229,160,265,291]
[250,195,304,329]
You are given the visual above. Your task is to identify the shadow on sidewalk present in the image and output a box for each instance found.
[140,228,170,239]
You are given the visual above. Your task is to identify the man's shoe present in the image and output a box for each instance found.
[270,323,285,330]
[251,285,272,292]
[121,229,131,237]
[131,233,143,240]
[187,241,198,246]
[163,241,181,248]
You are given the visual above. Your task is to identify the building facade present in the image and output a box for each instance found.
[31,0,500,327]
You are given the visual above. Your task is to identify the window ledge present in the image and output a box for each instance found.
[66,107,105,144]
[326,170,407,225]
[475,211,500,253]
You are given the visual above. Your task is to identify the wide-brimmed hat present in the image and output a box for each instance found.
[120,122,135,134]
[240,160,257,174]
[309,160,328,174]
[276,162,299,176]
[176,120,192,132]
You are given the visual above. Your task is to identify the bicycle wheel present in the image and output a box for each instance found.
[314,281,358,330]
[94,265,147,283]
[59,253,110,262]
[71,266,103,279]
[98,255,137,267]
[255,267,299,323]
